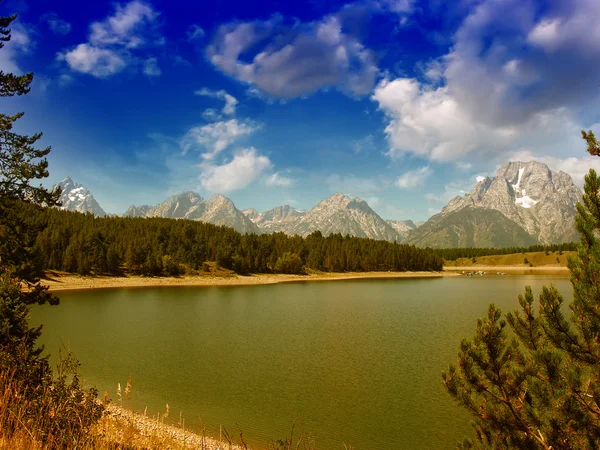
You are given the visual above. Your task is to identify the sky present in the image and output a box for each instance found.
[2,0,600,220]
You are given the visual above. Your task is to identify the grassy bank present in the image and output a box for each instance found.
[444,250,575,268]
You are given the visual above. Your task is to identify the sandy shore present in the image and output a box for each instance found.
[443,265,570,274]
[44,270,457,292]
[103,404,245,449]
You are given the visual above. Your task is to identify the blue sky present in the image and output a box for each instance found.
[2,0,600,220]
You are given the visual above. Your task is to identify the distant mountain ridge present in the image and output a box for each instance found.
[123,192,259,234]
[57,160,583,247]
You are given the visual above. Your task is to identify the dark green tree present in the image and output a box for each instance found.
[0,12,59,376]
[0,8,103,445]
[442,131,600,449]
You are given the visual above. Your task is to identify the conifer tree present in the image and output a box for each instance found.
[0,10,60,378]
[442,131,600,449]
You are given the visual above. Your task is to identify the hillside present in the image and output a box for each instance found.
[444,250,575,268]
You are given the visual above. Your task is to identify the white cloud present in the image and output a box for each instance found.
[59,44,126,77]
[45,13,71,35]
[200,147,271,193]
[195,88,238,116]
[89,1,157,49]
[395,166,432,189]
[264,172,294,187]
[201,108,220,121]
[58,1,162,78]
[206,12,378,98]
[372,0,600,163]
[187,24,205,41]
[180,119,259,160]
[0,21,31,75]
[142,57,160,77]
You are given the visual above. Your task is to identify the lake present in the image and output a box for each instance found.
[31,275,572,450]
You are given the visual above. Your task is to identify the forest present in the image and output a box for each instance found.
[24,202,444,276]
[21,202,578,277]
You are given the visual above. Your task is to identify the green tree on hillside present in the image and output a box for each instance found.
[442,131,600,449]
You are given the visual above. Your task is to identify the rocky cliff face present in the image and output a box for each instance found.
[281,193,401,241]
[387,220,417,238]
[124,192,260,234]
[56,177,106,217]
[409,161,582,246]
[244,205,307,233]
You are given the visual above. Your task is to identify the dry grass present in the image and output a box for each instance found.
[0,368,322,450]
[444,250,576,268]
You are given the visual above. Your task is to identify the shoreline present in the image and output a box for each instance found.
[43,265,571,292]
[44,270,456,292]
[443,265,570,274]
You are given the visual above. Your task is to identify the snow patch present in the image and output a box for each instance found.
[511,167,538,209]
[511,167,524,191]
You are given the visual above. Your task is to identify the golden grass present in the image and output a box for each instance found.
[444,251,576,268]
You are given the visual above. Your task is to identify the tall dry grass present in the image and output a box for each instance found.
[0,365,323,450]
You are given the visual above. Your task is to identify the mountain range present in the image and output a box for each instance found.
[54,160,583,248]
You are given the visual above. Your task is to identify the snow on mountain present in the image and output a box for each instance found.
[416,161,582,245]
[56,177,106,217]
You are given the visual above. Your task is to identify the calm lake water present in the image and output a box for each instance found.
[31,275,572,450]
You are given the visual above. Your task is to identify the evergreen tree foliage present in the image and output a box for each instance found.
[23,206,444,276]
[0,8,102,445]
[442,131,600,449]
[0,9,59,377]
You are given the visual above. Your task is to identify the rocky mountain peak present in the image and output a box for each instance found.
[317,193,352,209]
[427,160,582,245]
[55,177,106,217]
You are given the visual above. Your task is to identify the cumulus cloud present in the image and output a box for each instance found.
[206,12,378,98]
[372,0,600,163]
[60,44,127,77]
[264,172,294,187]
[200,147,271,192]
[45,13,71,35]
[180,119,259,160]
[395,166,432,189]
[195,88,238,116]
[89,1,157,48]
[58,1,162,78]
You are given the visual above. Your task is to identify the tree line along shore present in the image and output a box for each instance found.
[20,200,578,280]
